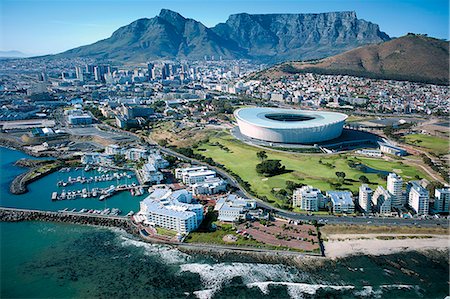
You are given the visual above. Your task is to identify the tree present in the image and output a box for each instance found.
[335,171,346,181]
[359,175,369,184]
[256,150,268,161]
[256,159,286,176]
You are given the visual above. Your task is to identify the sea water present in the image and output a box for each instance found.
[0,147,449,298]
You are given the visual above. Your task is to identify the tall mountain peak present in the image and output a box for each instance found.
[58,10,390,63]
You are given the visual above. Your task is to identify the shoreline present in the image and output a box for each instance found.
[323,233,449,258]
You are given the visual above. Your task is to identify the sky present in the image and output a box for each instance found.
[0,0,448,55]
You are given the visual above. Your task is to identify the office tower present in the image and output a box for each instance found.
[75,66,84,81]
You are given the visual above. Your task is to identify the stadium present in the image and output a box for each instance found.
[234,107,348,144]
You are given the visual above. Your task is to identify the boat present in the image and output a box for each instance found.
[51,192,58,201]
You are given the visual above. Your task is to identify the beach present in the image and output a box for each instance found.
[324,233,449,258]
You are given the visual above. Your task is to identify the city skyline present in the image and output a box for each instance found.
[1,0,449,55]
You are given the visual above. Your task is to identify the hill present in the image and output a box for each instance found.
[56,9,389,63]
[255,34,449,85]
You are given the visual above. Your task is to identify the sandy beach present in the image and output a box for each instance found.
[324,234,450,258]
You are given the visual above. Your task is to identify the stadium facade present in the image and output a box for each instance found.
[234,107,347,144]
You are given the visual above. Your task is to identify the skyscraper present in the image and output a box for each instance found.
[75,66,84,81]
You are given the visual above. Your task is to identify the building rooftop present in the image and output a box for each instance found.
[327,191,354,205]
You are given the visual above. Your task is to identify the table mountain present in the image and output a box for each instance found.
[57,9,389,63]
[255,34,449,85]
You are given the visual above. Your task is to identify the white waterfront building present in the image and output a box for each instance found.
[358,184,373,213]
[175,166,217,185]
[327,191,355,214]
[434,188,450,213]
[387,173,404,207]
[138,188,203,234]
[408,181,429,216]
[292,185,323,211]
[192,177,227,196]
[215,194,256,222]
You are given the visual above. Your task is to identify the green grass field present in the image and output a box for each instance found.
[194,131,430,205]
[404,134,449,155]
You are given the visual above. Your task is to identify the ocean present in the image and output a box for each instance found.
[0,147,449,298]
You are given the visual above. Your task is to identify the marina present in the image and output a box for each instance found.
[51,184,146,201]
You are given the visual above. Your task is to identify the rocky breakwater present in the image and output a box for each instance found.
[0,208,138,235]
[10,159,63,195]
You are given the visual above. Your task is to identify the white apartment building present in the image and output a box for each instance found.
[358,184,373,213]
[408,181,429,215]
[175,166,217,185]
[148,152,169,169]
[387,173,404,207]
[372,186,392,215]
[215,194,256,222]
[192,177,227,196]
[292,185,323,211]
[126,148,149,161]
[434,188,449,213]
[138,188,203,233]
[139,163,164,184]
[327,191,355,214]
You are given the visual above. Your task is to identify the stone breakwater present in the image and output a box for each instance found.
[9,163,62,195]
[0,208,137,235]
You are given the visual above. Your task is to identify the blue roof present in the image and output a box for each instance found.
[234,107,347,129]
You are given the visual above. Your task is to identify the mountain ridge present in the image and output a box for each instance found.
[56,9,390,63]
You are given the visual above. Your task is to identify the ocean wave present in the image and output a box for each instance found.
[247,281,354,298]
[118,235,190,264]
[192,289,215,299]
[180,262,304,297]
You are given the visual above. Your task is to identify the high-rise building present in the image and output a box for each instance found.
[162,63,170,80]
[147,63,155,80]
[75,66,84,81]
[372,186,392,215]
[358,184,373,213]
[293,185,323,211]
[434,188,449,213]
[387,173,404,207]
[408,181,429,215]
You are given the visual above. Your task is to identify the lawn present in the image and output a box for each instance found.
[403,134,449,155]
[194,131,430,205]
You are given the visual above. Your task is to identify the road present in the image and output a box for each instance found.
[100,122,450,229]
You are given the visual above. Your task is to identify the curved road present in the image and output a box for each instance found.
[101,122,449,229]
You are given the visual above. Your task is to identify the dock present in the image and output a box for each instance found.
[51,184,147,201]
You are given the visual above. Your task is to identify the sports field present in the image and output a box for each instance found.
[195,131,430,205]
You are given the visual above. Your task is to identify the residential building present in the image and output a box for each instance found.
[126,148,149,161]
[434,188,450,213]
[358,184,373,213]
[215,194,256,222]
[292,185,323,211]
[327,191,355,214]
[148,152,169,169]
[175,166,217,185]
[408,181,429,215]
[138,188,203,233]
[139,163,164,184]
[372,186,392,215]
[192,177,227,196]
[387,173,404,207]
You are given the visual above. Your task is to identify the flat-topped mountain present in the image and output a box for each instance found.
[254,34,449,85]
[57,9,389,63]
